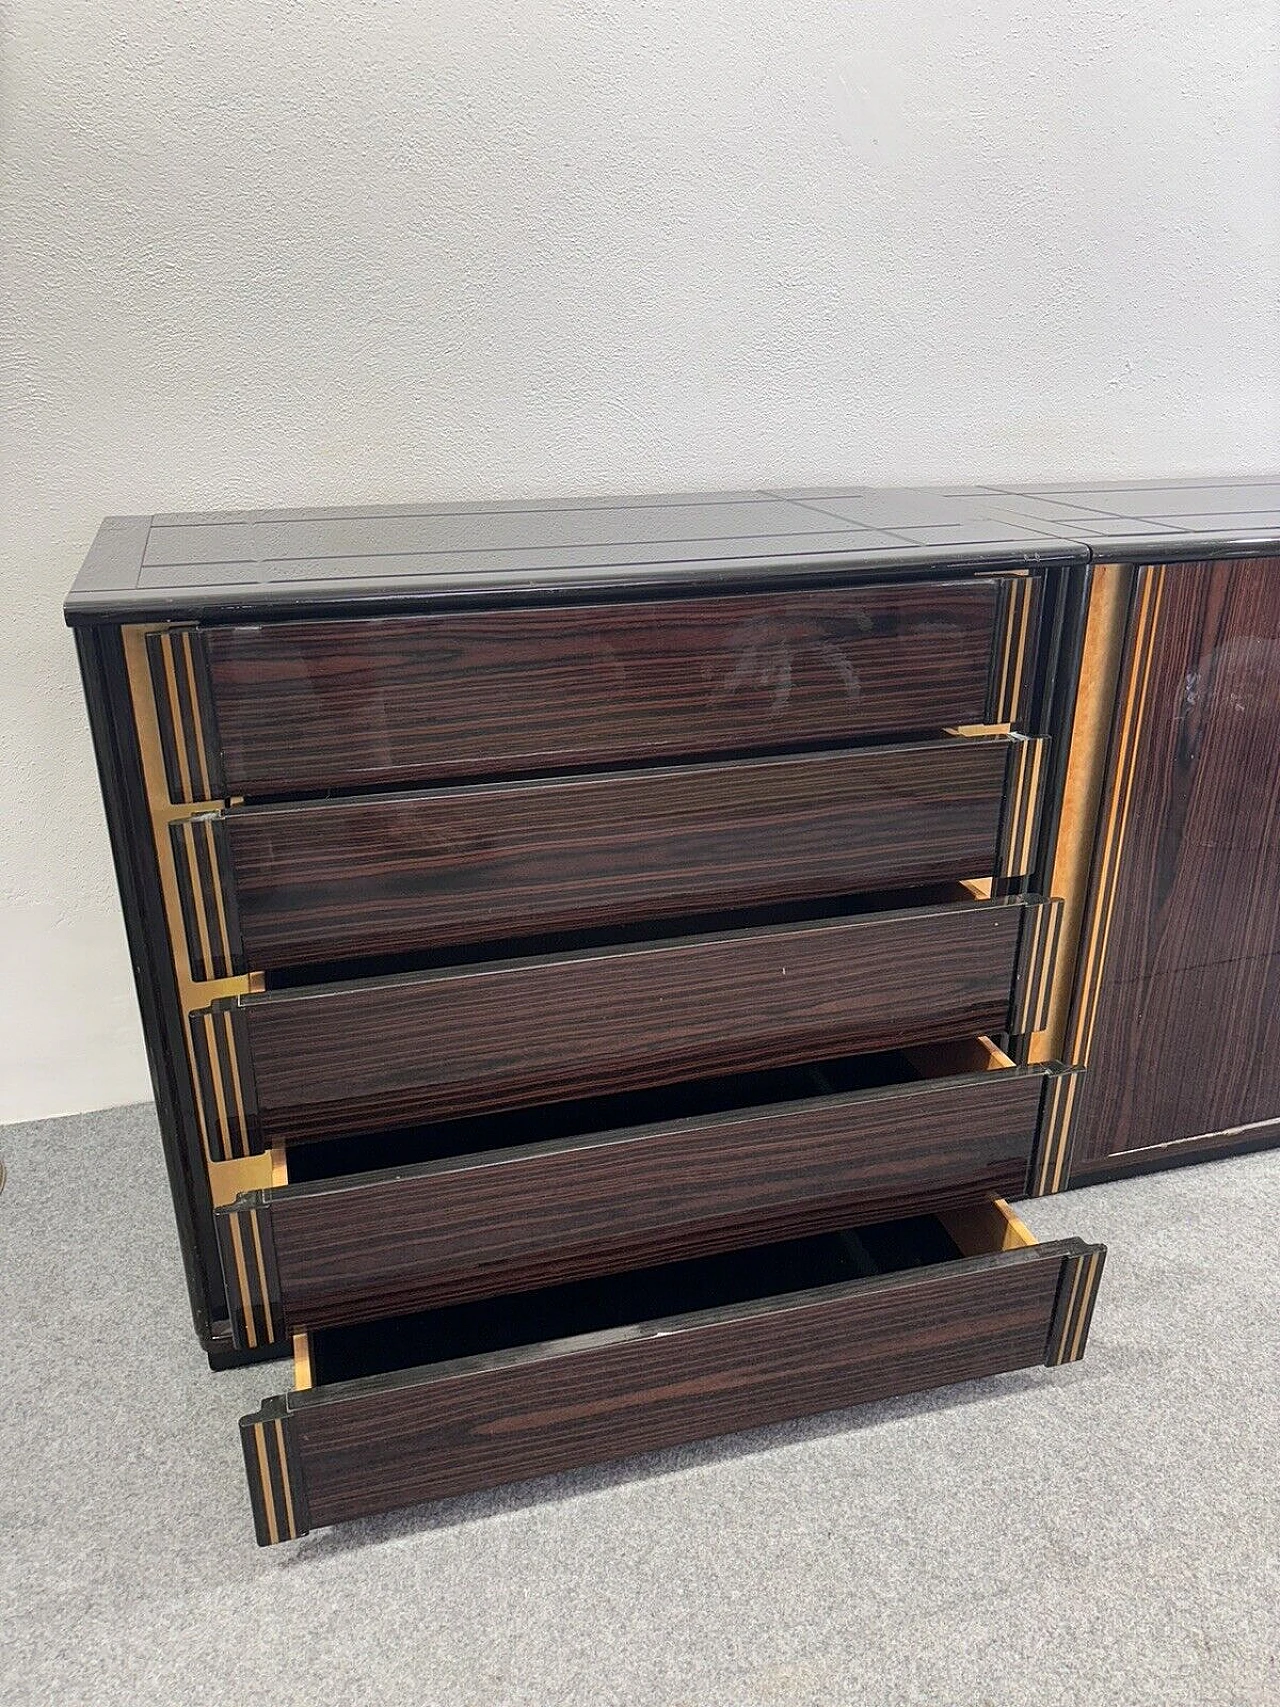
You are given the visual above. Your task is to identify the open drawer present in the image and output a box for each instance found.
[216,1038,1081,1347]
[239,1198,1105,1544]
[189,889,1064,1158]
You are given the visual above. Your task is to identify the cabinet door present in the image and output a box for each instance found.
[1066,558,1280,1176]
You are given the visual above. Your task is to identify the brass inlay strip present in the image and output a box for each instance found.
[1004,576,1034,726]
[1068,1249,1102,1363]
[274,1418,298,1540]
[252,1423,279,1545]
[220,1008,249,1159]
[1050,1074,1079,1192]
[1001,740,1028,876]
[1052,1256,1086,1364]
[994,581,1020,719]
[1002,737,1047,880]
[1016,738,1045,875]
[181,629,213,800]
[1040,1071,1080,1195]
[1013,900,1050,1035]
[1024,901,1044,1031]
[202,1011,234,1159]
[123,626,264,1182]
[226,1212,259,1351]
[1070,565,1167,1071]
[1030,565,1134,1064]
[204,818,234,975]
[1028,898,1062,1036]
[1035,1075,1067,1195]
[248,1209,275,1343]
[180,823,216,983]
[158,633,194,804]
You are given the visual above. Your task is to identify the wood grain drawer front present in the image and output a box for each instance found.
[154,577,1022,800]
[217,1055,1075,1343]
[239,1213,1105,1542]
[190,894,1062,1157]
[178,736,1013,976]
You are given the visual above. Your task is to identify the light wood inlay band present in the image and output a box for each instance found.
[226,1213,259,1352]
[1029,565,1135,1065]
[1070,566,1168,1071]
[1047,1248,1104,1365]
[991,575,1035,725]
[251,1423,279,1546]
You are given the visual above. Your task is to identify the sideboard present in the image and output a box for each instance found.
[66,475,1280,1543]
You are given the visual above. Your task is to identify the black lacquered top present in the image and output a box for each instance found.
[65,475,1280,622]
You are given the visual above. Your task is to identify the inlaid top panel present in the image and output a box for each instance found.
[66,476,1280,621]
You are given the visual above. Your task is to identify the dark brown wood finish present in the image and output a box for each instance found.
[196,737,1011,974]
[194,579,1008,798]
[242,1232,1099,1542]
[1067,559,1280,1171]
[219,1060,1063,1339]
[196,896,1047,1152]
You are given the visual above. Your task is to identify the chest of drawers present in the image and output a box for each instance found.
[69,481,1280,1543]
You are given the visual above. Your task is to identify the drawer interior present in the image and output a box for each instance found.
[297,1196,1035,1390]
[282,1034,1017,1186]
[260,880,973,992]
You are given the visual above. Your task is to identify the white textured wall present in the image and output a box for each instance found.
[3,2,1279,1122]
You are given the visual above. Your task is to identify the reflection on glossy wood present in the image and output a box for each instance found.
[228,899,1030,1148]
[1068,558,1280,1168]
[212,738,1010,970]
[244,1239,1082,1540]
[200,581,1003,795]
[223,1064,1053,1333]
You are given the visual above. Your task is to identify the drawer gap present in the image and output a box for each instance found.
[260,882,975,992]
[282,1039,1013,1185]
[306,1213,972,1387]
[225,727,966,806]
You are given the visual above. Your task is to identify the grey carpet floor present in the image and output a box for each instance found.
[1,1103,1276,1707]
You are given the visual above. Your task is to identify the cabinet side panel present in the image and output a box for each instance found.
[73,625,227,1345]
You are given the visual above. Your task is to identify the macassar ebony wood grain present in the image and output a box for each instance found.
[218,1058,1067,1340]
[194,895,1053,1154]
[241,1230,1098,1542]
[1066,558,1280,1171]
[192,579,1008,798]
[200,737,1011,974]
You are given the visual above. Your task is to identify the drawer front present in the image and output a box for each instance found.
[151,577,1025,800]
[218,1057,1073,1343]
[177,736,1014,976]
[240,1232,1104,1542]
[190,895,1062,1156]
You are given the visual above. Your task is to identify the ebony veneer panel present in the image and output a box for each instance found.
[204,897,1038,1151]
[242,1232,1099,1541]
[203,737,1011,974]
[194,580,1007,797]
[220,1061,1060,1338]
[1068,558,1280,1170]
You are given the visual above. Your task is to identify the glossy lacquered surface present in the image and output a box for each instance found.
[64,477,1280,622]
[195,737,1011,974]
[197,895,1044,1153]
[192,581,1007,795]
[242,1222,1103,1541]
[1069,557,1280,1170]
[219,1055,1061,1339]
